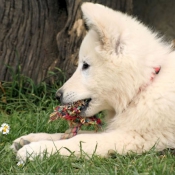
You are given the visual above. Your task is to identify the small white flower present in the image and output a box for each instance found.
[17,160,25,167]
[0,123,10,135]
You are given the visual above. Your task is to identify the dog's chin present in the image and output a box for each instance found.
[80,108,91,117]
[80,107,100,117]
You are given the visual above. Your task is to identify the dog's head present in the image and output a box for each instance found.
[56,3,168,117]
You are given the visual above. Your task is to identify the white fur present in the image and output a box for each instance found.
[12,3,175,161]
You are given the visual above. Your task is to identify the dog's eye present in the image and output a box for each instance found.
[82,62,90,70]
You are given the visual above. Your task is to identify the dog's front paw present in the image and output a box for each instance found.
[11,137,31,152]
[11,133,64,152]
[17,142,48,161]
[16,140,59,161]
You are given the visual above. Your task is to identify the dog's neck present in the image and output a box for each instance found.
[122,66,161,113]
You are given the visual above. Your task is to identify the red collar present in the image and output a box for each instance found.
[124,66,161,112]
[150,66,161,81]
[154,67,161,74]
[139,66,161,92]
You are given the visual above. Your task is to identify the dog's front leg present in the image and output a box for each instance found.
[16,131,143,161]
[16,133,110,161]
[16,129,160,161]
[11,130,96,152]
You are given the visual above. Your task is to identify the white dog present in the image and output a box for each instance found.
[12,2,175,161]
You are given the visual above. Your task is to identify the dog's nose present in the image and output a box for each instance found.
[55,89,63,102]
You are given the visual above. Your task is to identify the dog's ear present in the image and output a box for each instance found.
[81,3,127,55]
[81,3,109,45]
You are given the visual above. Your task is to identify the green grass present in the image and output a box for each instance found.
[0,75,175,174]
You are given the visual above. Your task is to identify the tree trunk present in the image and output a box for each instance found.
[0,0,133,84]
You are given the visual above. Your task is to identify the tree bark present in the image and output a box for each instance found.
[0,0,132,84]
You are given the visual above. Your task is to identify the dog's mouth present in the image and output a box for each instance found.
[68,98,92,112]
[72,98,92,111]
[79,98,92,111]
